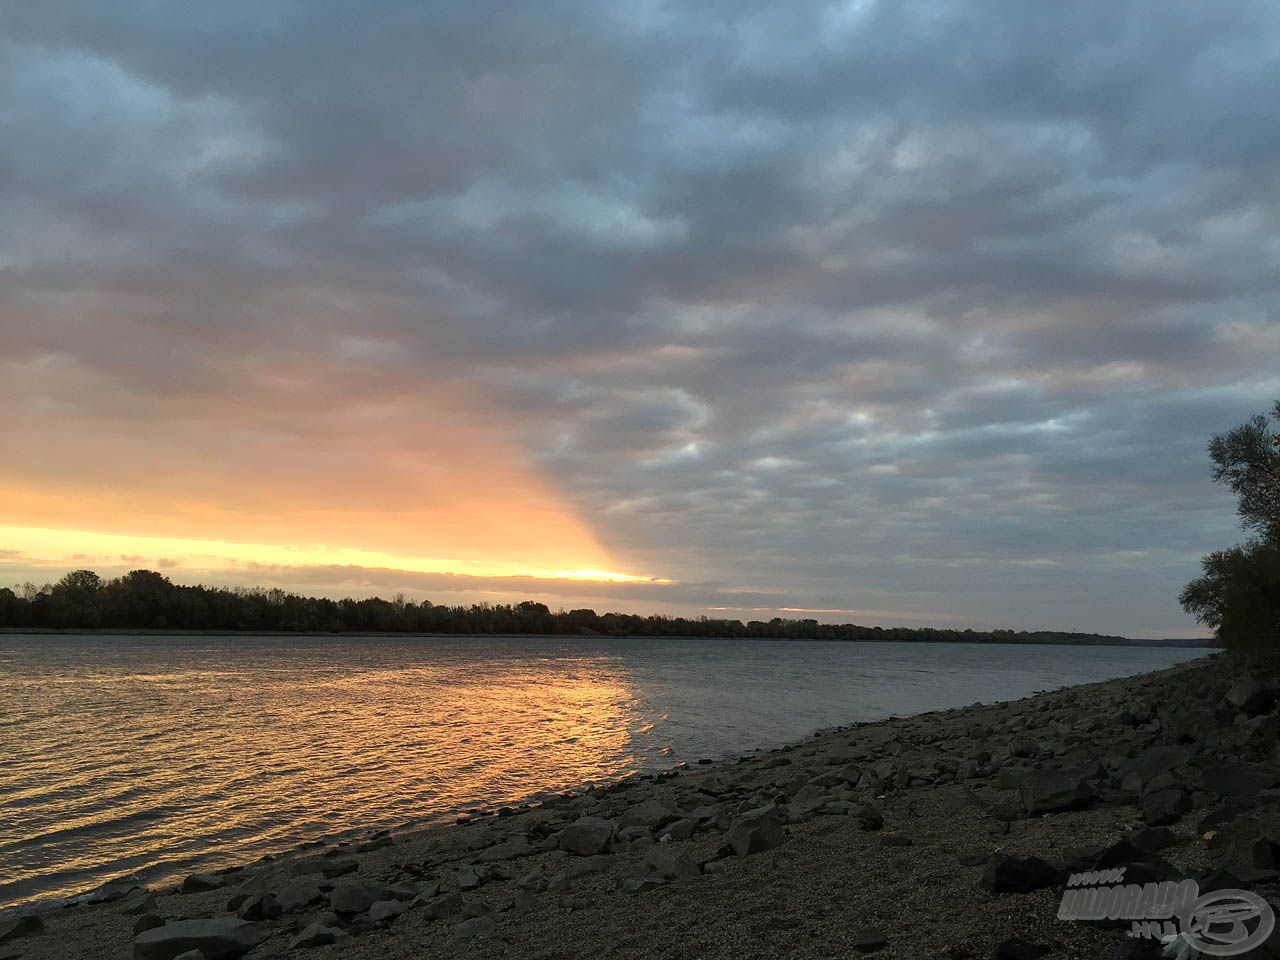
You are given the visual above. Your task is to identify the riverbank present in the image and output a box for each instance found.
[4,651,1279,960]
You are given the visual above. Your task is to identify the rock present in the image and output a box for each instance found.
[134,914,166,935]
[850,928,888,953]
[643,842,702,879]
[133,918,269,960]
[1226,677,1276,716]
[996,940,1050,960]
[172,952,206,960]
[1142,787,1192,826]
[275,878,323,911]
[328,878,393,915]
[236,894,281,922]
[454,916,497,940]
[476,836,533,862]
[0,916,44,945]
[422,892,465,920]
[119,890,158,916]
[618,799,674,830]
[981,855,1064,893]
[180,873,225,894]
[854,802,884,831]
[1118,746,1191,788]
[658,818,696,841]
[287,922,344,949]
[1198,762,1278,798]
[1018,769,1092,815]
[621,876,666,893]
[727,805,786,857]
[456,868,483,891]
[1128,826,1176,853]
[958,849,990,866]
[368,900,407,922]
[558,816,615,856]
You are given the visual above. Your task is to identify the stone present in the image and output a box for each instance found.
[621,876,666,893]
[328,878,393,915]
[727,805,786,857]
[854,802,884,831]
[1118,746,1191,789]
[134,914,166,936]
[180,873,225,894]
[558,816,615,856]
[119,890,158,916]
[1142,787,1192,826]
[454,916,497,939]
[658,818,696,841]
[422,892,464,920]
[368,900,407,922]
[133,918,269,960]
[850,928,888,953]
[1018,769,1092,815]
[287,922,344,949]
[236,894,281,922]
[618,799,674,830]
[643,842,702,879]
[0,916,43,946]
[476,836,533,862]
[981,855,1064,893]
[275,878,323,911]
[1226,677,1276,716]
[1128,826,1176,853]
[1198,762,1278,798]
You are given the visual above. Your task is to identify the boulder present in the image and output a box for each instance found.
[0,916,44,944]
[134,914,166,936]
[726,805,786,857]
[854,802,884,831]
[1198,762,1278,798]
[1118,746,1191,789]
[1018,769,1092,815]
[133,918,268,960]
[475,836,533,862]
[558,816,615,856]
[618,799,674,831]
[454,916,497,940]
[287,922,344,949]
[180,873,225,894]
[236,894,281,922]
[643,842,702,879]
[119,890,158,916]
[1128,826,1176,853]
[275,877,323,911]
[368,900,407,922]
[1142,787,1191,826]
[981,855,1064,893]
[1226,677,1277,716]
[658,818,696,841]
[328,878,395,915]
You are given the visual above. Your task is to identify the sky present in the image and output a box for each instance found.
[2,2,1278,637]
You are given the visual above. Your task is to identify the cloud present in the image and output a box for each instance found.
[1,1,1278,636]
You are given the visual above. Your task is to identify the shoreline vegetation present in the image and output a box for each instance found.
[0,569,1208,646]
[7,652,1280,960]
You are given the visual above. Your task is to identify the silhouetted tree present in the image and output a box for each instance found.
[1181,400,1280,652]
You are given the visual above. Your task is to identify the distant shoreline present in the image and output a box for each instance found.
[0,627,1215,647]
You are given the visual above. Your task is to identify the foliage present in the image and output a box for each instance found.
[0,568,1145,644]
[1181,400,1280,652]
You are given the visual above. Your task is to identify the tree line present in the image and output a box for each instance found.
[0,568,1149,644]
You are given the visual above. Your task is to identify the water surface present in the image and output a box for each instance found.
[0,634,1201,911]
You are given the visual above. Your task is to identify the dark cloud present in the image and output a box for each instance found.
[2,1,1278,636]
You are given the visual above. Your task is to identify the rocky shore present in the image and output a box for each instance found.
[5,651,1280,960]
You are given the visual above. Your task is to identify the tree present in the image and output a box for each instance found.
[1181,400,1280,652]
